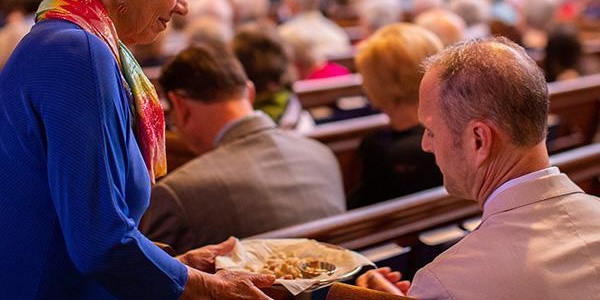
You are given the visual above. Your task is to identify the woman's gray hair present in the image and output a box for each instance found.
[421,36,549,146]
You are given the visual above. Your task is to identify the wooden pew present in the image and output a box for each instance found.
[326,48,358,73]
[252,186,477,250]
[293,73,365,109]
[250,143,600,251]
[548,142,600,194]
[547,73,600,153]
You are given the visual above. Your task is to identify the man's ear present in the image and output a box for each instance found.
[246,80,256,105]
[167,91,191,128]
[468,120,493,167]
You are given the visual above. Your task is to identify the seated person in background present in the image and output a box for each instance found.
[581,0,600,22]
[278,0,352,58]
[283,30,351,80]
[320,0,360,23]
[140,44,346,254]
[414,8,466,47]
[230,0,273,27]
[487,0,522,45]
[520,0,558,51]
[449,0,491,40]
[162,0,234,58]
[544,23,582,82]
[357,0,404,39]
[490,0,519,26]
[347,23,444,209]
[185,16,234,48]
[358,36,600,299]
[233,22,302,129]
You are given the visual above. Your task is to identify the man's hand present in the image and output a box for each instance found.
[356,267,411,295]
[177,236,236,273]
[182,267,276,300]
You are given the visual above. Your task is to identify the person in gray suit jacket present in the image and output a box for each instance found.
[140,44,346,254]
[357,36,600,299]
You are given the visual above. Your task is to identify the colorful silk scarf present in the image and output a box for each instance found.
[36,0,167,183]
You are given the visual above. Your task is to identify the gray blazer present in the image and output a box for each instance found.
[409,172,600,300]
[140,113,345,253]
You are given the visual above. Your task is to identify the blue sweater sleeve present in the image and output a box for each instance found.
[25,21,187,298]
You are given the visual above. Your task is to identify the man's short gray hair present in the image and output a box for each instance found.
[421,36,549,146]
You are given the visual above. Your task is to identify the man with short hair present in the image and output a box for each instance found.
[140,44,345,254]
[358,36,600,299]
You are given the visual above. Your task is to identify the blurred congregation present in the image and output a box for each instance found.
[119,0,598,247]
[1,0,599,299]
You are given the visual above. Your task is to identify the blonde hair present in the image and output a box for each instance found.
[355,23,443,109]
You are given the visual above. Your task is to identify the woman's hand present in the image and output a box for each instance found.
[176,236,237,273]
[356,267,411,295]
[182,267,275,300]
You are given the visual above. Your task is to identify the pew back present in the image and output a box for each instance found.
[547,73,600,153]
[293,73,365,109]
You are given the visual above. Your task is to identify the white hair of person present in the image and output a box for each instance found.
[449,0,490,26]
[359,0,404,34]
[282,30,322,78]
[187,0,233,25]
[523,0,558,30]
[185,16,234,47]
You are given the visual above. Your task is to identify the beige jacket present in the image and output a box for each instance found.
[409,173,600,300]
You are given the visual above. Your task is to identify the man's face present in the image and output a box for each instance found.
[418,69,471,198]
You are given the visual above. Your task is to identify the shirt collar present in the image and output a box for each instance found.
[483,166,560,211]
[212,111,266,147]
